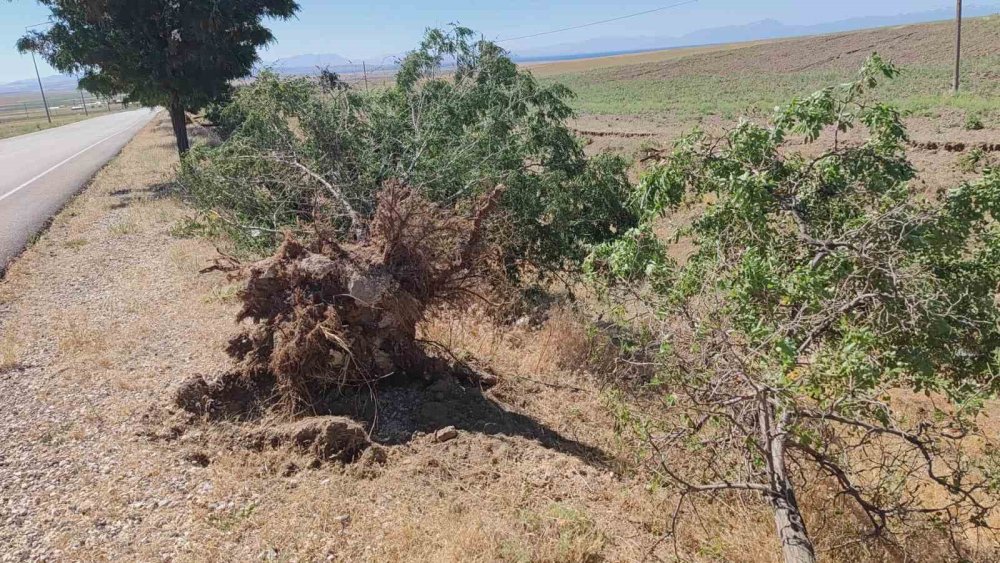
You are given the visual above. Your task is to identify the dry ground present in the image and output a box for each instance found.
[1,113,994,562]
[0,116,757,562]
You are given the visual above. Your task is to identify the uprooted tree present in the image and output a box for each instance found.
[181,26,635,274]
[18,0,299,156]
[225,181,507,412]
[179,27,638,412]
[588,55,1000,561]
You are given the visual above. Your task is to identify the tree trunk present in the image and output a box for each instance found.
[761,402,816,563]
[168,94,190,157]
[771,479,815,563]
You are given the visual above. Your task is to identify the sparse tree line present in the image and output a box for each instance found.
[14,0,1000,559]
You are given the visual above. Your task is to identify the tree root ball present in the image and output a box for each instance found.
[226,183,506,412]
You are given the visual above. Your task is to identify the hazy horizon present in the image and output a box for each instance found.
[2,0,998,85]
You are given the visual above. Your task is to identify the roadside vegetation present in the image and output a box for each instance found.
[0,111,101,140]
[180,27,634,273]
[589,55,1000,561]
[177,26,1000,561]
[4,3,1000,560]
[178,27,636,411]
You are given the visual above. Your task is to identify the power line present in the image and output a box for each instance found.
[496,0,700,43]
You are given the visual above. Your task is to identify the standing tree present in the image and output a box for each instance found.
[588,55,1000,561]
[17,0,299,156]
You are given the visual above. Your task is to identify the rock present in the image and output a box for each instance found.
[478,372,499,388]
[182,450,211,467]
[434,426,458,443]
[358,444,388,466]
[297,253,337,279]
[173,375,210,413]
[256,416,370,462]
[347,271,395,305]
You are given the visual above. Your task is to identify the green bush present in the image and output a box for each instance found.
[957,147,989,173]
[588,55,1000,558]
[965,112,985,131]
[180,27,637,274]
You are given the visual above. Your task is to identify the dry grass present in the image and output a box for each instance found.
[524,39,772,78]
[0,329,21,373]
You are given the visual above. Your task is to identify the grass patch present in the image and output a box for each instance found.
[64,238,89,250]
[0,109,128,140]
[202,282,242,305]
[0,331,22,373]
[109,214,139,236]
[965,112,986,130]
[541,59,1000,121]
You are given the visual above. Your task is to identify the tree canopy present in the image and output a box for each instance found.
[588,55,1000,561]
[18,0,299,154]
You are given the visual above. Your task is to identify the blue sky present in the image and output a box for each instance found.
[1,0,995,83]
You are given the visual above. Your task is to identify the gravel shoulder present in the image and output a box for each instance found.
[0,116,243,560]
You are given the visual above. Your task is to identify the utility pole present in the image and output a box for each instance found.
[29,49,52,124]
[362,61,369,92]
[26,22,53,124]
[79,89,89,116]
[954,0,962,93]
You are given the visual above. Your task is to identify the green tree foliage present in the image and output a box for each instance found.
[17,0,299,155]
[588,55,1000,561]
[181,27,636,276]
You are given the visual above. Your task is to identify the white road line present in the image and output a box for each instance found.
[0,113,149,204]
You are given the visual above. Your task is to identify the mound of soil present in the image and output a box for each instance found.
[247,416,370,462]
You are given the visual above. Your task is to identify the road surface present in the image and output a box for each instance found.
[0,108,158,272]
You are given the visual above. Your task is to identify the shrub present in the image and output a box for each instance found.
[957,147,989,173]
[965,112,986,131]
[588,55,1000,561]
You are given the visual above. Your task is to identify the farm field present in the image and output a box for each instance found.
[0,91,127,140]
[534,16,1000,154]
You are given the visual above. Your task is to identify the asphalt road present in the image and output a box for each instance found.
[0,108,158,272]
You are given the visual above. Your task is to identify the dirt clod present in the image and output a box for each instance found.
[251,416,370,462]
[434,426,459,443]
[173,375,211,413]
[182,450,211,467]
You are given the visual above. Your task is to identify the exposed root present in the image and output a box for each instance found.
[224,182,507,412]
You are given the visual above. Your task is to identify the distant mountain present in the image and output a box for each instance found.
[0,74,80,96]
[271,53,352,70]
[512,4,1000,60]
[263,53,404,76]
